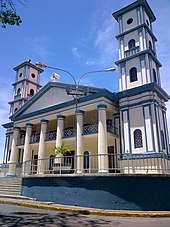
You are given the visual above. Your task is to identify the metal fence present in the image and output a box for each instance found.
[1,153,170,177]
[22,153,170,176]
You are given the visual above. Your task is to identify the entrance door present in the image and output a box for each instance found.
[32,154,38,174]
[108,146,115,173]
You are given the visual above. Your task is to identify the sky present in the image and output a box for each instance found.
[0,0,170,162]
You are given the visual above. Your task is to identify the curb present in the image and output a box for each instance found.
[0,199,170,217]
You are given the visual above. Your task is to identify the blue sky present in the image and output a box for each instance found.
[0,0,170,162]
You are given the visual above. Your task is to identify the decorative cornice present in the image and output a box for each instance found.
[26,123,33,127]
[57,115,65,119]
[40,119,49,123]
[97,104,107,109]
[112,0,156,22]
[13,61,44,73]
[76,110,85,115]
[2,122,14,129]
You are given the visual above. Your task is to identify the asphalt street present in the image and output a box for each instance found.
[0,204,170,226]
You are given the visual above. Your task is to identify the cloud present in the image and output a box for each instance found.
[71,47,81,58]
[24,36,49,57]
[85,16,118,67]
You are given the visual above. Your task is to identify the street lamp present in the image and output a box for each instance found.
[36,62,116,173]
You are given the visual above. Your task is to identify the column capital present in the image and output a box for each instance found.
[40,119,49,123]
[13,126,20,131]
[57,115,65,119]
[76,110,85,115]
[26,123,33,127]
[97,104,107,110]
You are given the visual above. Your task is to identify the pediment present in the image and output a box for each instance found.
[12,82,73,118]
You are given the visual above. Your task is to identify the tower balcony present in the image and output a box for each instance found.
[124,46,140,58]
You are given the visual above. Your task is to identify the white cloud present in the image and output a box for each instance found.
[24,36,49,57]
[85,16,118,67]
[71,47,81,58]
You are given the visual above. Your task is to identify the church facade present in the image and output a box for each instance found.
[2,0,170,176]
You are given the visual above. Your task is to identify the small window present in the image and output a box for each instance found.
[134,129,143,148]
[149,41,152,50]
[153,69,157,83]
[84,151,90,170]
[129,67,137,82]
[17,88,21,95]
[30,89,34,96]
[161,130,165,149]
[31,73,35,78]
[127,18,133,25]
[146,20,149,26]
[128,39,135,49]
[19,73,22,77]
[14,108,18,112]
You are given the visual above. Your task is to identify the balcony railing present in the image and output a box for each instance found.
[83,124,98,135]
[21,153,170,176]
[30,135,40,144]
[63,128,76,138]
[17,138,25,146]
[124,46,140,58]
[45,132,56,141]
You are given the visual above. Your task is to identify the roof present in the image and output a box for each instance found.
[10,81,114,121]
[112,0,156,22]
[13,61,44,73]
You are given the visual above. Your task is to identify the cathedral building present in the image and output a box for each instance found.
[2,0,170,176]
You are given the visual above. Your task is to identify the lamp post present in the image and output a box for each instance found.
[36,62,116,173]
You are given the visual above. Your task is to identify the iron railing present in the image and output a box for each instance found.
[45,132,56,141]
[30,135,40,144]
[124,46,140,58]
[21,153,170,176]
[17,138,25,146]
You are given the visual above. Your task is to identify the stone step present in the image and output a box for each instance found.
[0,177,21,195]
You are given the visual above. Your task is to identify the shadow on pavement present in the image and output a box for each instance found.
[0,211,114,226]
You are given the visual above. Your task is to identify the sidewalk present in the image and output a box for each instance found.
[0,194,170,218]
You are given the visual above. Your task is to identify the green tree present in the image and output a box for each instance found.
[0,0,22,28]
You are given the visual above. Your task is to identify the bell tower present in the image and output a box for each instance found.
[113,0,170,155]
[8,60,43,116]
[113,0,161,92]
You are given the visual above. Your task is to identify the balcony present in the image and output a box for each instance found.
[63,128,76,138]
[17,138,25,146]
[45,132,56,141]
[30,135,40,144]
[124,46,140,58]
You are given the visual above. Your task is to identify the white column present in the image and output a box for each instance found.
[76,110,84,174]
[56,115,65,148]
[38,119,48,174]
[97,104,108,173]
[22,123,33,175]
[8,127,20,176]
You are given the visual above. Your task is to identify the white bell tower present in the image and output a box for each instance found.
[113,0,170,155]
[113,0,161,92]
[9,60,43,116]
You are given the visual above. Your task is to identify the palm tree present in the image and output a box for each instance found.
[54,142,69,156]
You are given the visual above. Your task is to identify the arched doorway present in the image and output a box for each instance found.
[84,151,90,172]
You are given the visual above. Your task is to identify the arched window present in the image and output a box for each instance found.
[153,69,157,83]
[149,41,152,50]
[128,39,135,49]
[84,151,89,170]
[17,88,21,95]
[134,129,143,148]
[30,89,34,96]
[130,67,137,82]
[161,130,165,149]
